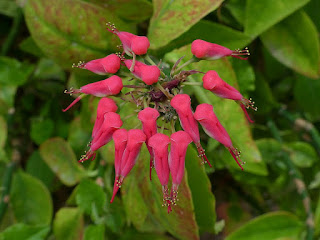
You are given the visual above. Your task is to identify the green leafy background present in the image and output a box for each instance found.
[0,0,320,239]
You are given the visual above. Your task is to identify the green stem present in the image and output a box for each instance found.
[268,119,314,240]
[182,82,202,86]
[1,8,23,56]
[129,53,136,72]
[174,56,200,74]
[0,162,16,222]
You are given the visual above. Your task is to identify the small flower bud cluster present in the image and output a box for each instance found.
[63,24,256,213]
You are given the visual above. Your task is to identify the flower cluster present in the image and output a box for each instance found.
[63,22,254,213]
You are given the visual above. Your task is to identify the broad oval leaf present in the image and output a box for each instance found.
[24,0,135,68]
[148,0,224,49]
[226,211,303,240]
[39,137,85,186]
[10,171,53,225]
[245,0,310,37]
[285,141,318,168]
[53,207,84,240]
[261,11,320,79]
[0,224,50,240]
[83,224,105,240]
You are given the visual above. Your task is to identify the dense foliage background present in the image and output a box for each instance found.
[0,0,320,239]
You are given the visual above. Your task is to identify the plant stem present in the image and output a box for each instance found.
[174,56,200,74]
[268,119,314,240]
[182,82,202,86]
[1,8,23,56]
[0,162,16,222]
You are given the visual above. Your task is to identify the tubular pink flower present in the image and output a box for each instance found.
[106,24,150,56]
[194,103,244,170]
[63,76,123,112]
[138,107,160,180]
[80,112,123,163]
[119,129,146,185]
[191,39,250,60]
[170,94,212,167]
[168,131,192,205]
[148,133,171,213]
[74,54,121,75]
[124,60,160,85]
[202,70,256,123]
[111,129,128,203]
[92,98,118,139]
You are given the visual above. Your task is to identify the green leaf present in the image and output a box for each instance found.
[0,0,18,17]
[10,171,53,226]
[256,138,283,164]
[285,142,318,168]
[230,58,255,94]
[119,230,175,240]
[294,74,320,120]
[245,0,310,37]
[24,0,135,68]
[148,0,224,49]
[224,0,246,26]
[30,118,54,145]
[19,37,45,57]
[185,147,216,234]
[75,179,106,216]
[39,137,85,186]
[68,117,91,155]
[34,58,66,81]
[315,194,320,235]
[261,11,320,79]
[0,56,34,86]
[0,116,7,148]
[226,211,303,240]
[53,208,84,240]
[165,46,267,176]
[83,224,105,240]
[26,151,55,190]
[153,20,252,56]
[304,0,320,31]
[0,224,50,240]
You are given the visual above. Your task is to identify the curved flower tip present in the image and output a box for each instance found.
[124,60,160,85]
[73,54,121,75]
[194,103,244,170]
[92,98,118,139]
[63,76,123,111]
[191,39,250,60]
[202,70,256,123]
[131,36,150,55]
[138,108,160,180]
[110,176,122,203]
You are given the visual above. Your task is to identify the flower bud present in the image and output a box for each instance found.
[75,54,121,75]
[191,39,249,60]
[63,76,123,112]
[92,98,118,139]
[169,131,192,204]
[124,60,160,85]
[194,103,244,170]
[131,36,150,55]
[111,129,128,203]
[138,107,160,180]
[202,70,256,123]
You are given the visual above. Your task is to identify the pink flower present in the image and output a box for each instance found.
[119,129,146,185]
[168,131,192,204]
[191,39,250,60]
[194,103,244,170]
[73,54,121,75]
[124,60,160,85]
[106,23,150,56]
[111,129,128,203]
[63,76,123,112]
[148,133,171,213]
[80,112,123,162]
[138,107,160,180]
[92,98,118,139]
[170,94,212,167]
[202,70,256,123]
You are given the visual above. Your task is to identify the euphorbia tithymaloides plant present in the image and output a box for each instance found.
[63,22,254,212]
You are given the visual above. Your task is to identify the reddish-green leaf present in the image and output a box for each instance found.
[24,0,135,68]
[148,0,224,49]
